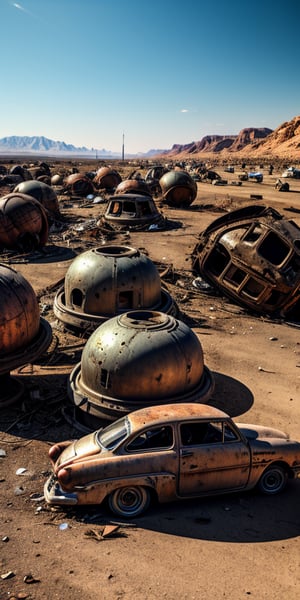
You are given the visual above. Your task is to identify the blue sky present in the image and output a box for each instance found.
[1,0,299,154]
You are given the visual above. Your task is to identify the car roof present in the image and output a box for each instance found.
[127,403,229,432]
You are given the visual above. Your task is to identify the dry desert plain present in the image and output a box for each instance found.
[0,159,299,600]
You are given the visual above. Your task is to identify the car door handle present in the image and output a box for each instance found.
[181,449,194,457]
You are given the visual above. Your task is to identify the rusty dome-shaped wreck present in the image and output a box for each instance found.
[192,205,300,319]
[68,310,214,428]
[54,245,177,333]
[0,264,52,407]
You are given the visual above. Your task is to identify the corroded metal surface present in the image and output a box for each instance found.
[159,170,197,207]
[14,180,60,217]
[93,167,122,190]
[68,310,214,425]
[64,173,95,196]
[0,192,49,251]
[115,178,152,196]
[44,402,300,515]
[192,205,300,319]
[0,264,52,406]
[54,245,177,333]
[103,193,164,228]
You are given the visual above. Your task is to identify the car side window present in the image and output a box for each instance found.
[127,425,173,452]
[180,421,239,446]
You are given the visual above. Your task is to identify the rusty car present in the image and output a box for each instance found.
[192,204,300,319]
[44,403,300,517]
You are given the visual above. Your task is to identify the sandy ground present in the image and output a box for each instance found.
[0,162,299,600]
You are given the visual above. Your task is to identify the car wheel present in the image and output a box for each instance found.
[258,465,288,495]
[108,486,150,517]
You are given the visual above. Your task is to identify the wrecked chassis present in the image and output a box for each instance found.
[192,205,300,319]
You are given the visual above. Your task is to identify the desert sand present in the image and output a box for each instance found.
[0,159,299,600]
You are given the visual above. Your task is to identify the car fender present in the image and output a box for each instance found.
[75,471,177,505]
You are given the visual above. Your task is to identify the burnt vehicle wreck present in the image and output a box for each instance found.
[192,205,300,319]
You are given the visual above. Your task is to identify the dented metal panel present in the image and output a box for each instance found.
[44,402,300,516]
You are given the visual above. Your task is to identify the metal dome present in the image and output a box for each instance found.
[103,193,164,228]
[115,178,152,196]
[54,245,177,333]
[51,173,64,186]
[0,192,49,252]
[159,170,197,207]
[0,264,52,407]
[14,180,60,217]
[9,165,32,181]
[64,173,95,196]
[93,167,122,190]
[68,310,214,427]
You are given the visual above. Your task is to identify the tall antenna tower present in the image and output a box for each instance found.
[122,132,125,161]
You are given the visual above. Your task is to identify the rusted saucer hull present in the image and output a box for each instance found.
[68,362,214,425]
[53,286,178,334]
[0,317,52,375]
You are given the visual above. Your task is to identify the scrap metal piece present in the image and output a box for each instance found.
[0,192,49,252]
[54,245,177,333]
[192,205,300,319]
[68,310,214,427]
[159,170,197,207]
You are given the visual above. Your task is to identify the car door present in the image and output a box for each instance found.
[178,420,251,496]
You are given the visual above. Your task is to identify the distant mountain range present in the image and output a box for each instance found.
[1,116,300,160]
[0,135,120,157]
[0,135,164,159]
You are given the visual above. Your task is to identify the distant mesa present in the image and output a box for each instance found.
[159,115,300,160]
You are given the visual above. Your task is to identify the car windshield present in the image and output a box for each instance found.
[96,417,131,451]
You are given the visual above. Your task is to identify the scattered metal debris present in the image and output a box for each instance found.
[84,525,127,541]
[1,570,15,580]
